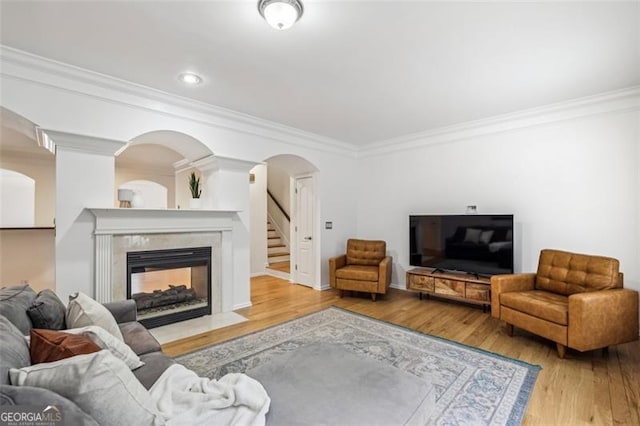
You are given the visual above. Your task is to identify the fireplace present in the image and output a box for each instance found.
[126,246,212,328]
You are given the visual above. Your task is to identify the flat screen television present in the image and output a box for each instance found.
[409,214,514,277]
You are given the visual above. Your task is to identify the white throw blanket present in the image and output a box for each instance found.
[149,364,270,426]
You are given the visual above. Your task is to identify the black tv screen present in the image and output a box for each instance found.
[409,214,514,276]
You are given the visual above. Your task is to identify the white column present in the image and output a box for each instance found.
[221,229,234,312]
[47,130,126,302]
[192,155,260,309]
[94,234,113,303]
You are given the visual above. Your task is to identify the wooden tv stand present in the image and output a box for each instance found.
[406,268,491,312]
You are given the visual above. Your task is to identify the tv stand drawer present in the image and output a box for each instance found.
[406,268,491,311]
[434,278,465,298]
[406,274,434,291]
[466,283,490,302]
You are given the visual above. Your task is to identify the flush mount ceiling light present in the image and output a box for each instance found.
[178,72,202,85]
[258,0,304,31]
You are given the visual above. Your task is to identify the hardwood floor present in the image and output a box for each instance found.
[162,275,640,425]
[265,261,290,273]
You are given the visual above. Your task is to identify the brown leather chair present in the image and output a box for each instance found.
[491,249,639,358]
[329,239,392,301]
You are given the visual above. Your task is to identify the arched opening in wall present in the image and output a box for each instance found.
[116,131,214,209]
[118,180,168,209]
[0,169,35,227]
[115,143,183,208]
[128,130,213,162]
[253,154,320,289]
[0,107,56,292]
[0,107,55,226]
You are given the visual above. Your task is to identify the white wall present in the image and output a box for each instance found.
[267,164,291,214]
[0,229,55,292]
[250,164,268,275]
[0,48,359,302]
[637,112,640,294]
[0,152,55,226]
[119,180,168,209]
[0,169,35,227]
[356,109,640,296]
[9,48,635,304]
[115,168,175,208]
[266,164,291,244]
[55,146,119,301]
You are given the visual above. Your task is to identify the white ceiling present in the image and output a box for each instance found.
[1,1,639,146]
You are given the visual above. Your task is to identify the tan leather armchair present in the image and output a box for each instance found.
[491,249,639,358]
[329,239,392,301]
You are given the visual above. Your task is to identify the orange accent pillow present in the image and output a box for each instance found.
[29,328,101,364]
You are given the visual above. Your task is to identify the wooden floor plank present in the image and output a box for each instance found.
[161,275,640,425]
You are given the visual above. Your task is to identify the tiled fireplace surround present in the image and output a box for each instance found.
[89,208,237,318]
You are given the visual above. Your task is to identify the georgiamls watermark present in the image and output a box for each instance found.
[0,405,62,426]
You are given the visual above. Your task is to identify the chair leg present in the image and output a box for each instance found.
[371,293,377,302]
[556,343,566,359]
[506,323,514,337]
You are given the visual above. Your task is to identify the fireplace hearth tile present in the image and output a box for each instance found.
[149,311,247,345]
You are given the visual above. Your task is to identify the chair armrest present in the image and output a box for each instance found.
[490,273,536,318]
[378,256,392,291]
[103,300,137,324]
[328,254,346,287]
[568,289,639,351]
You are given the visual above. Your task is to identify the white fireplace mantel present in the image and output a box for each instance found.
[88,208,239,312]
[88,208,240,234]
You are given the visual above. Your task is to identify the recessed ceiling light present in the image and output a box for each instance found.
[179,72,202,85]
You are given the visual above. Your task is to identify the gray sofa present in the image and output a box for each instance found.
[0,285,175,424]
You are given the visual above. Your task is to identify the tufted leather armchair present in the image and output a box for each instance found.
[329,239,392,301]
[491,249,639,358]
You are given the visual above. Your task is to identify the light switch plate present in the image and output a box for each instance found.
[325,221,333,229]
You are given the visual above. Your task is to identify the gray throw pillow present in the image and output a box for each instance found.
[0,315,30,386]
[66,293,124,341]
[10,350,163,426]
[27,289,66,330]
[0,285,37,335]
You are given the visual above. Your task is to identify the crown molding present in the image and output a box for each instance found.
[0,46,358,157]
[3,46,637,160]
[173,155,259,174]
[38,129,127,156]
[192,155,260,173]
[172,159,192,173]
[360,86,640,158]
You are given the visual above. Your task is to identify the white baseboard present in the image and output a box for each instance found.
[233,301,252,310]
[389,282,407,290]
[264,269,291,281]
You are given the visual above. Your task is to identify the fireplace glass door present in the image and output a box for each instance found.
[127,247,211,328]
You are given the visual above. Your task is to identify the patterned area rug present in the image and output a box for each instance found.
[176,307,540,425]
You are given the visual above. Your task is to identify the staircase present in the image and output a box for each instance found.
[267,221,290,267]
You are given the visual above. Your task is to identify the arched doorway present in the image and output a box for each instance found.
[256,154,320,288]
